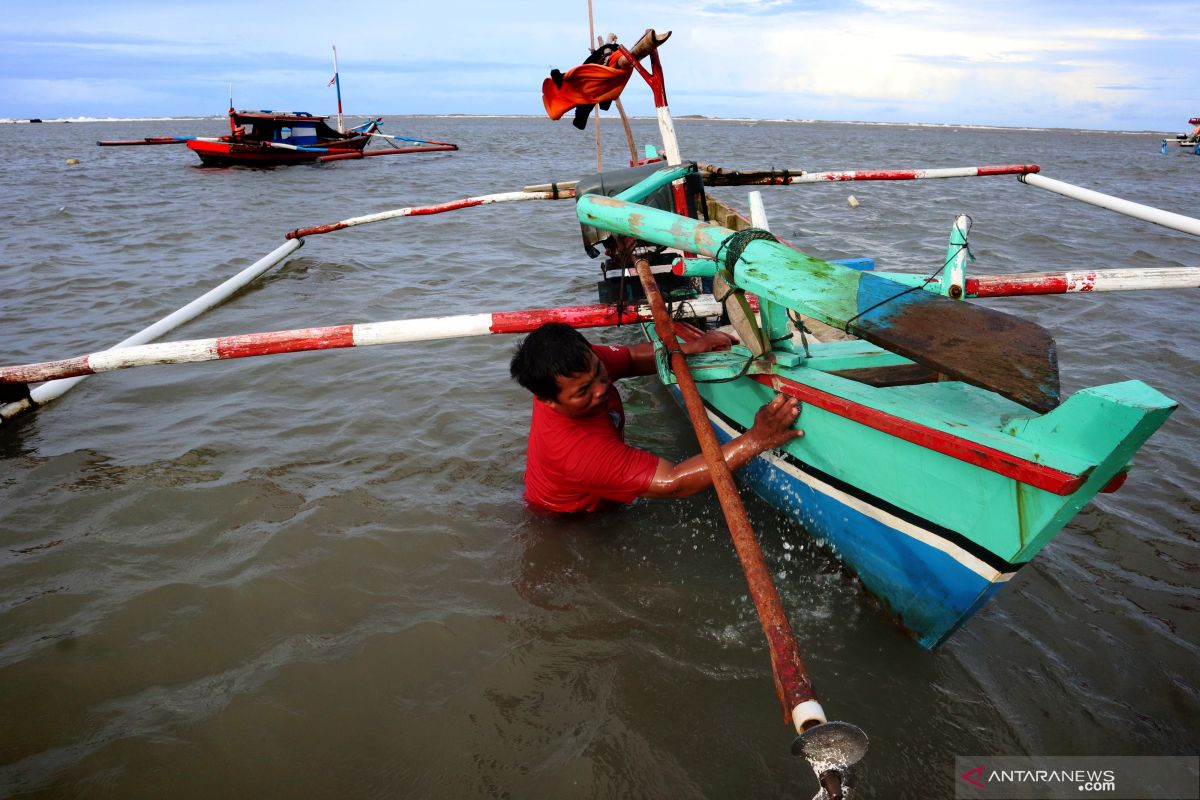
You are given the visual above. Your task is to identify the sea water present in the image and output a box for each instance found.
[0,116,1197,797]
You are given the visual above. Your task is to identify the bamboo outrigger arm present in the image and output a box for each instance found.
[1020,173,1200,237]
[0,239,304,426]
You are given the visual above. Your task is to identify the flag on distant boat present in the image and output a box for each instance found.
[327,75,337,88]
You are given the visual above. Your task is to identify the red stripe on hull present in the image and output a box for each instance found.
[186,135,371,167]
[750,374,1085,495]
[215,326,356,359]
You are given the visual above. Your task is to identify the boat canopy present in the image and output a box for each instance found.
[231,110,344,146]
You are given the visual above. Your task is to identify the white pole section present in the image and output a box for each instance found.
[0,238,303,423]
[658,106,681,166]
[943,214,972,300]
[748,190,769,230]
[1020,173,1200,237]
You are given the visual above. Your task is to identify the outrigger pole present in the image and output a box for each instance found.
[0,239,303,425]
[1019,173,1200,237]
[285,190,569,239]
[0,299,722,386]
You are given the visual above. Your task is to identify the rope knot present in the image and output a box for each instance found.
[714,227,778,278]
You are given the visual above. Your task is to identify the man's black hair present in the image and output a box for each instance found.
[510,323,594,401]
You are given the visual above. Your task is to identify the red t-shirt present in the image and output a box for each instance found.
[523,345,660,513]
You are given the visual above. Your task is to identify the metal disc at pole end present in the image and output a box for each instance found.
[790,721,869,768]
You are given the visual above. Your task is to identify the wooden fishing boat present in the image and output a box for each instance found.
[98,108,459,166]
[575,165,1178,650]
[96,47,459,166]
[183,109,378,166]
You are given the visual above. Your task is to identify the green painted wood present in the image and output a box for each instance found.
[577,192,1061,412]
[647,330,1173,564]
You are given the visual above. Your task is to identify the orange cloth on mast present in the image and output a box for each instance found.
[542,50,633,122]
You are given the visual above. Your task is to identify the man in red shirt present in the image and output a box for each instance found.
[509,323,802,513]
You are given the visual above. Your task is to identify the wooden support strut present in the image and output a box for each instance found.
[632,257,821,731]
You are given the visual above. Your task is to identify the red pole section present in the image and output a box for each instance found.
[0,298,722,385]
[967,267,1200,297]
[633,258,822,731]
[286,191,558,239]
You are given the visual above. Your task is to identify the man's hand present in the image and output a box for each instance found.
[682,330,738,355]
[747,394,803,451]
[642,392,802,499]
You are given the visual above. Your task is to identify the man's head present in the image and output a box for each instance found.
[510,323,610,417]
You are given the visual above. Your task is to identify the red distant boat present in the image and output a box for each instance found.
[99,108,458,167]
[185,109,457,166]
[96,46,458,167]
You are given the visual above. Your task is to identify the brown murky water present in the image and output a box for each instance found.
[1,116,1197,797]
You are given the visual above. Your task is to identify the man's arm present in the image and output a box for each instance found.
[640,394,802,499]
[626,330,737,376]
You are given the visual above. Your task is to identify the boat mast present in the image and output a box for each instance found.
[331,46,344,133]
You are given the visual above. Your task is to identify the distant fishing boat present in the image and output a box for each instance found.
[96,47,459,166]
[1161,115,1200,154]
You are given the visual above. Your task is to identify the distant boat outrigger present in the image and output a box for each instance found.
[96,47,458,166]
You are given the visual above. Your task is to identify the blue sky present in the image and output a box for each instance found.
[2,0,1197,131]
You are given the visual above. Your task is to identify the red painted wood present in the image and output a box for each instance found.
[749,374,1086,495]
[0,355,93,384]
[1099,469,1129,494]
[966,273,1104,297]
[286,222,349,239]
[215,325,355,359]
[976,164,1041,177]
[489,304,644,334]
[811,164,1039,182]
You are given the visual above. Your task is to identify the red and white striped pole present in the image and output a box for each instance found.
[1,238,304,424]
[0,298,722,385]
[701,164,1041,185]
[523,164,1045,195]
[286,190,569,239]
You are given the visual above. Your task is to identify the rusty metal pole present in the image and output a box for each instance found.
[632,257,820,727]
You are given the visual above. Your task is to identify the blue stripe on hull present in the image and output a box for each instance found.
[706,413,1010,649]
